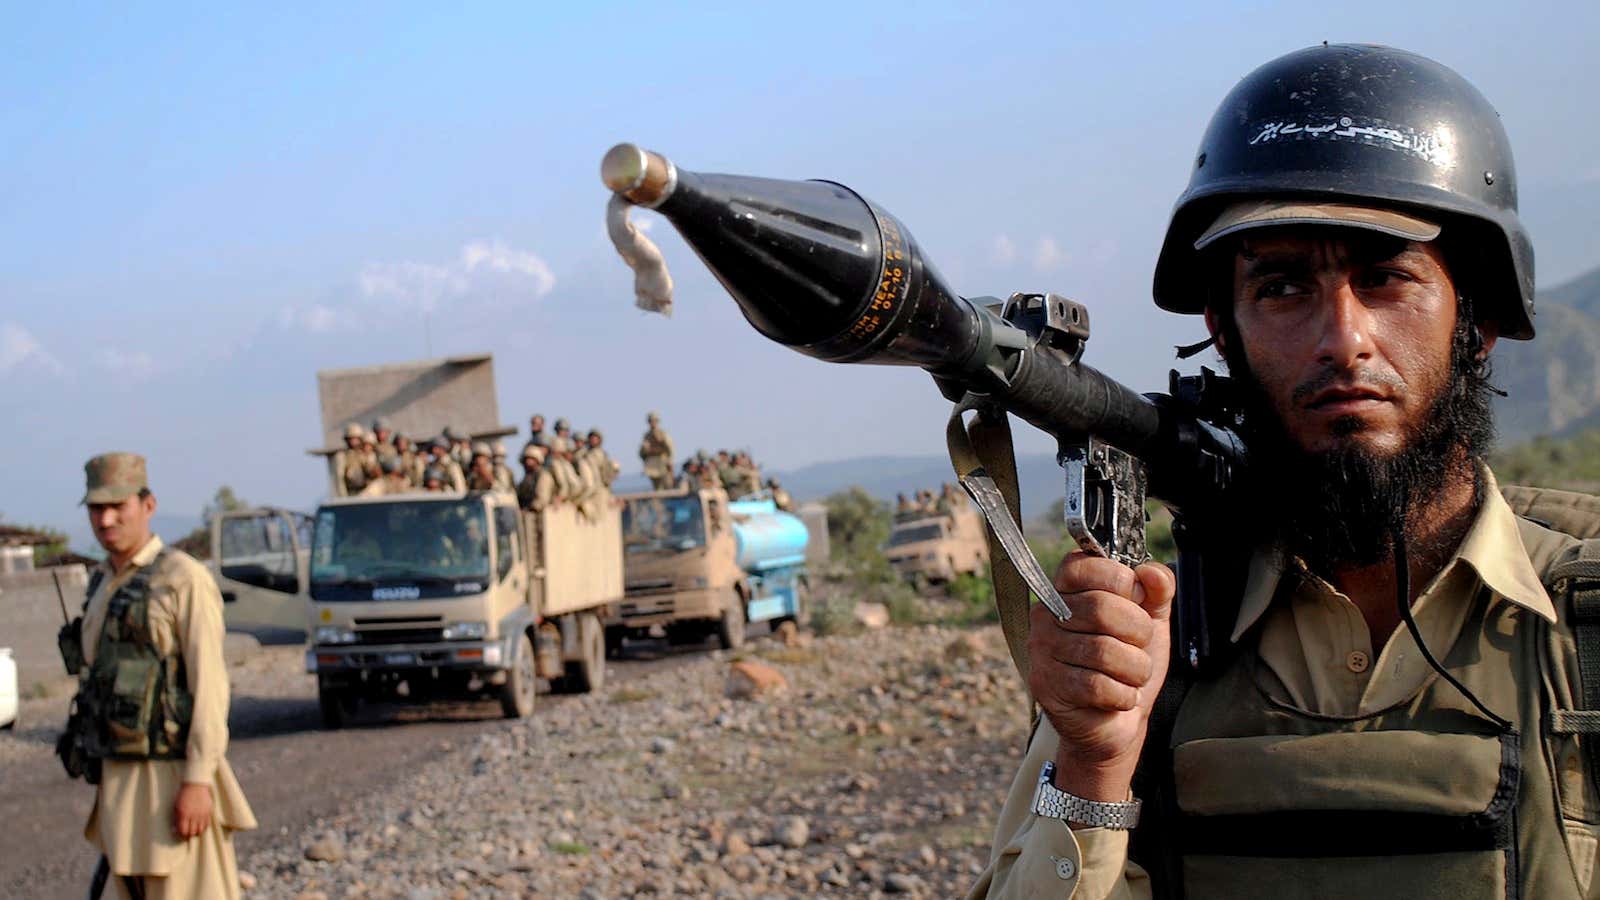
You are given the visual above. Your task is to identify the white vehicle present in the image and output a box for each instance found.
[0,647,18,730]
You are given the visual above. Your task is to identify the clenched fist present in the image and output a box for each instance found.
[1027,550,1175,804]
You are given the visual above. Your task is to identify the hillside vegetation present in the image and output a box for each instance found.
[1492,428,1600,494]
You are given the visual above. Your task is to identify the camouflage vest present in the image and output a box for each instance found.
[1132,499,1600,900]
[80,549,193,761]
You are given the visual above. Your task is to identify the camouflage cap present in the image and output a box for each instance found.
[422,466,446,484]
[587,428,603,440]
[471,441,492,458]
[344,422,364,439]
[647,411,660,423]
[554,418,571,432]
[492,442,507,458]
[430,437,450,452]
[443,425,461,440]
[381,456,404,475]
[521,444,544,463]
[372,417,392,431]
[550,436,572,454]
[82,452,148,505]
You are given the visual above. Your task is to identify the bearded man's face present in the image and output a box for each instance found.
[1206,227,1498,568]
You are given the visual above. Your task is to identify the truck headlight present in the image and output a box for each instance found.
[442,621,488,641]
[314,626,356,645]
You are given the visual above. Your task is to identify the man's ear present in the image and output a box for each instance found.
[1478,319,1499,357]
[1203,307,1227,354]
[143,492,158,516]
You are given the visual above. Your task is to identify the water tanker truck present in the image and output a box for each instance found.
[610,486,809,652]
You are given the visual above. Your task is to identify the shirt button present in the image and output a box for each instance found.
[1055,857,1077,880]
[1347,650,1370,673]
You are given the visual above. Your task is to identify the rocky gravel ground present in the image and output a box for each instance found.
[239,623,1030,899]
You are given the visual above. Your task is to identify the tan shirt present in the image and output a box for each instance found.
[81,536,257,873]
[969,473,1566,899]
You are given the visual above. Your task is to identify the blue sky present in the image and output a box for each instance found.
[3,2,1597,546]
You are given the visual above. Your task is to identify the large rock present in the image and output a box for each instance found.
[726,660,788,700]
[773,815,810,849]
[304,832,345,863]
[943,632,989,662]
[854,602,890,629]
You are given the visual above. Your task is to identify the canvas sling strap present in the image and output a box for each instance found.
[943,398,1068,711]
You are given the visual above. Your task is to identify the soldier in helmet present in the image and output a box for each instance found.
[974,46,1585,899]
[585,429,619,489]
[766,477,792,512]
[444,426,473,472]
[425,438,467,493]
[546,437,583,505]
[67,453,257,897]
[466,443,498,492]
[638,411,676,490]
[392,432,420,486]
[552,418,573,451]
[421,465,447,493]
[894,492,915,522]
[516,445,548,511]
[360,455,414,496]
[491,442,517,494]
[331,422,379,497]
[371,417,398,465]
[524,414,550,457]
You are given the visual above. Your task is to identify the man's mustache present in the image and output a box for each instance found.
[1289,367,1406,407]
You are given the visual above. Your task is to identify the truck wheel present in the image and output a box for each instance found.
[718,594,747,650]
[500,632,537,719]
[317,681,355,730]
[563,613,607,693]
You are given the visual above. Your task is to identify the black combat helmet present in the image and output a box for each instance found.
[1153,43,1534,339]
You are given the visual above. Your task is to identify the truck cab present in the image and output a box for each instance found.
[883,507,989,584]
[304,490,619,726]
[611,487,807,653]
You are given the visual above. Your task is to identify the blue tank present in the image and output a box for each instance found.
[728,498,810,573]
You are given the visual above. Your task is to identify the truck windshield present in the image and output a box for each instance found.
[623,495,706,553]
[310,500,491,600]
[886,523,944,547]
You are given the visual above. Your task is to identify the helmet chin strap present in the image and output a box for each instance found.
[1389,484,1511,731]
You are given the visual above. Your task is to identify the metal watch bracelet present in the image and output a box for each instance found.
[1031,761,1142,830]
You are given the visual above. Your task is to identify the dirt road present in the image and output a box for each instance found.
[0,640,712,900]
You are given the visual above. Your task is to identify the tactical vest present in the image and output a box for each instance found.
[80,549,194,761]
[1130,508,1600,900]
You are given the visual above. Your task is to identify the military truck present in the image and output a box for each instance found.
[304,489,623,727]
[609,487,808,653]
[883,507,989,584]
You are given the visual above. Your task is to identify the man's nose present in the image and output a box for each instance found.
[1313,280,1374,368]
[91,507,117,528]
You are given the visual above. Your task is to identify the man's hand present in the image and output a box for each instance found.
[1027,551,1176,804]
[173,782,213,839]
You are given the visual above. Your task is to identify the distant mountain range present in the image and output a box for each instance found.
[1494,264,1600,443]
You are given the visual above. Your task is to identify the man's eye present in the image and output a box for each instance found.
[1257,280,1308,300]
[1355,268,1413,290]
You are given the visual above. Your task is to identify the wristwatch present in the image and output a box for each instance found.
[1031,761,1142,830]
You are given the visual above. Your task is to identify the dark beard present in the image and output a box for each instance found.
[1223,316,1496,573]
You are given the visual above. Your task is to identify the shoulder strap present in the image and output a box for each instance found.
[1546,539,1600,795]
[1129,636,1192,900]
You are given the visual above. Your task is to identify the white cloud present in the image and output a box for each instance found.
[990,234,1017,266]
[0,322,65,376]
[1033,236,1067,272]
[96,349,156,379]
[460,239,555,297]
[281,238,558,335]
[355,238,556,314]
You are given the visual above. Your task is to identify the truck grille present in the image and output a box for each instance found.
[625,579,675,597]
[354,627,445,645]
[620,596,675,618]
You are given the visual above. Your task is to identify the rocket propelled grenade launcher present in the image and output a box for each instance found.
[601,143,1247,673]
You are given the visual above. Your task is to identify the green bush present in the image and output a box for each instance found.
[809,594,863,637]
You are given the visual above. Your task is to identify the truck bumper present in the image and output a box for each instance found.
[306,638,508,674]
[609,586,723,629]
